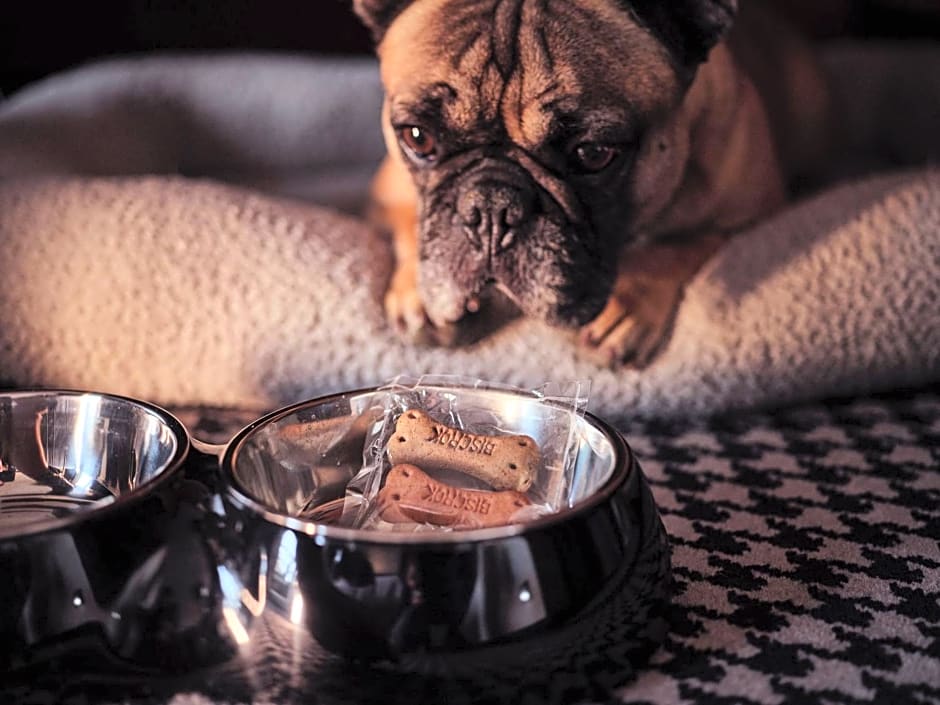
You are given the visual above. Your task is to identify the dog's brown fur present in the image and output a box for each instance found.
[356,0,829,365]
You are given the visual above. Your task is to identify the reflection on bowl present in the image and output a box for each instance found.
[0,391,184,538]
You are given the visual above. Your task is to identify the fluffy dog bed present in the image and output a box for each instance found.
[0,47,938,419]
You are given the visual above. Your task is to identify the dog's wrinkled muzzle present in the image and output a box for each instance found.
[419,149,607,329]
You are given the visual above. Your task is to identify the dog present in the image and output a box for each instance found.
[353,0,829,366]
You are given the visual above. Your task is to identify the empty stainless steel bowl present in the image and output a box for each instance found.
[0,390,217,675]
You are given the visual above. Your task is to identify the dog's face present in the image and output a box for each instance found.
[355,0,736,328]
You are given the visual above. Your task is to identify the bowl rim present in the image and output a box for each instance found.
[220,385,636,545]
[0,388,190,542]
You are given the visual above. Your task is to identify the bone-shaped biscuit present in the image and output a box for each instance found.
[386,408,539,492]
[377,464,533,529]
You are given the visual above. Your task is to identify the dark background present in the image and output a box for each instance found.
[2,0,939,97]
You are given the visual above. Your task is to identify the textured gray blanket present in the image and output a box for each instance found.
[0,48,938,419]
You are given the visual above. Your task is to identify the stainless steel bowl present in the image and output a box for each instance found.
[213,385,672,686]
[0,390,225,677]
[0,391,185,537]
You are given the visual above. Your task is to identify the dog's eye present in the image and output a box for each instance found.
[398,126,438,162]
[570,142,619,173]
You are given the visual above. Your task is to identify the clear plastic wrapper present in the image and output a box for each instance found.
[340,375,590,532]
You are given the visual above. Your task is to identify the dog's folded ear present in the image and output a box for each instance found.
[625,0,737,68]
[353,0,416,43]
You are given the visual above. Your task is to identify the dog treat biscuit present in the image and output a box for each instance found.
[378,464,533,529]
[387,409,539,492]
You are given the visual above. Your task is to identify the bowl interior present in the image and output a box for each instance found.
[0,391,184,538]
[228,387,622,532]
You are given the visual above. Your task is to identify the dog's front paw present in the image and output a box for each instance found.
[579,275,682,368]
[384,266,458,347]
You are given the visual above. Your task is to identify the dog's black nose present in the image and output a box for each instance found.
[458,180,533,254]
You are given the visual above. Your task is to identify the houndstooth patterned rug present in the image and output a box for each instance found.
[616,390,940,705]
[8,387,939,704]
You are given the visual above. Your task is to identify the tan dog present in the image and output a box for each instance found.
[354,0,829,365]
